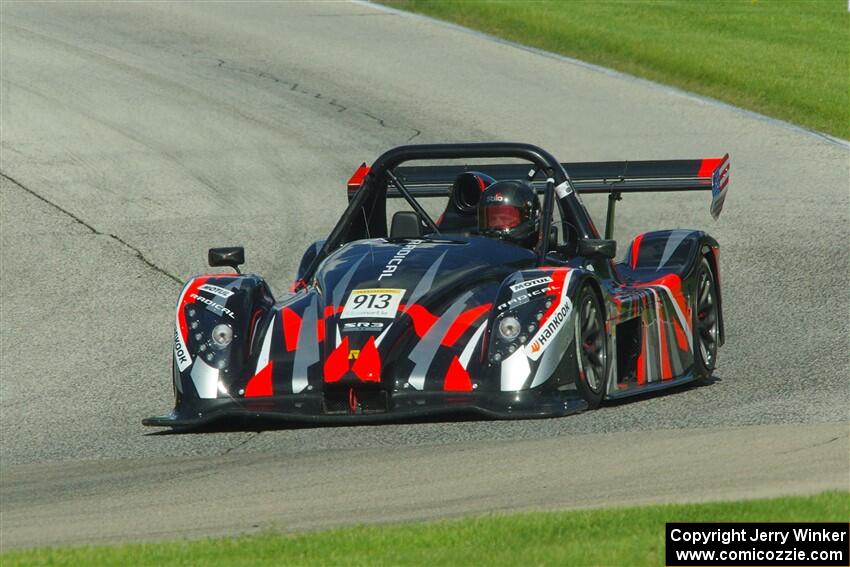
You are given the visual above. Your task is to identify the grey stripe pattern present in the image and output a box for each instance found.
[658,230,694,269]
[190,358,220,399]
[332,255,366,308]
[407,291,472,390]
[254,313,275,375]
[406,251,447,306]
[645,293,660,383]
[292,294,319,394]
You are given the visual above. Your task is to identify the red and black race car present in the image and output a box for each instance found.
[144,142,730,428]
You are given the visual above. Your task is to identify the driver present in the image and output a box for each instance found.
[477,180,541,249]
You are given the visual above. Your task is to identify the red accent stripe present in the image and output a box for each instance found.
[538,269,569,326]
[352,336,381,382]
[442,304,491,347]
[673,317,689,352]
[281,307,301,352]
[316,305,342,344]
[630,233,645,270]
[661,274,689,330]
[443,355,473,392]
[634,274,691,351]
[323,337,349,383]
[245,362,273,397]
[404,304,439,337]
[697,157,723,178]
[347,164,370,191]
[325,305,341,317]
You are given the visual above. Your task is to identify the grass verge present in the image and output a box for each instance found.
[381,0,849,140]
[2,491,848,566]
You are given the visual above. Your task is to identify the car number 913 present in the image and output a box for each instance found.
[341,289,405,319]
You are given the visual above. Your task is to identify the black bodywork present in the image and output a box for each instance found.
[144,143,729,428]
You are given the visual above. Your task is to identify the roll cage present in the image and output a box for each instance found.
[301,142,729,286]
[302,142,598,284]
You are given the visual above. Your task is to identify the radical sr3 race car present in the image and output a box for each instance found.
[144,142,730,428]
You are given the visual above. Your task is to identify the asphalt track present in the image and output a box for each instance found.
[1,0,848,550]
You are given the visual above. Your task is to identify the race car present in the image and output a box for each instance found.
[144,142,730,428]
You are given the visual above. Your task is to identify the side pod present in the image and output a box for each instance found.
[172,274,274,403]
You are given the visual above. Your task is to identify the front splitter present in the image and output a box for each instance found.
[142,390,589,429]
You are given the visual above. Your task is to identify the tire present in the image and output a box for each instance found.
[692,257,719,383]
[574,285,608,408]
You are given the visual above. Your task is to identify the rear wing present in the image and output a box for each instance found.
[347,154,730,238]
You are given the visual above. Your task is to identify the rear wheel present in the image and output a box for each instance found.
[575,285,607,408]
[692,257,719,382]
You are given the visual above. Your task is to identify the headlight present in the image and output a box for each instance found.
[210,324,233,349]
[498,316,521,340]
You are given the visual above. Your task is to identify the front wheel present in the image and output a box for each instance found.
[575,285,608,408]
[692,257,719,383]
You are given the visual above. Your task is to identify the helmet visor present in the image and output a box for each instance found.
[485,205,522,230]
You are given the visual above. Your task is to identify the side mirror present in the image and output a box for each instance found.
[577,239,616,259]
[208,246,244,273]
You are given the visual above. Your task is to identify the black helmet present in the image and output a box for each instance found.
[477,180,541,247]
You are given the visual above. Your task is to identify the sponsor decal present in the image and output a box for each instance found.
[525,298,572,361]
[348,350,360,360]
[509,276,552,293]
[199,283,234,299]
[497,286,551,311]
[554,180,571,198]
[341,288,405,320]
[378,239,423,280]
[485,192,505,202]
[190,293,236,319]
[343,321,385,332]
[174,328,191,371]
